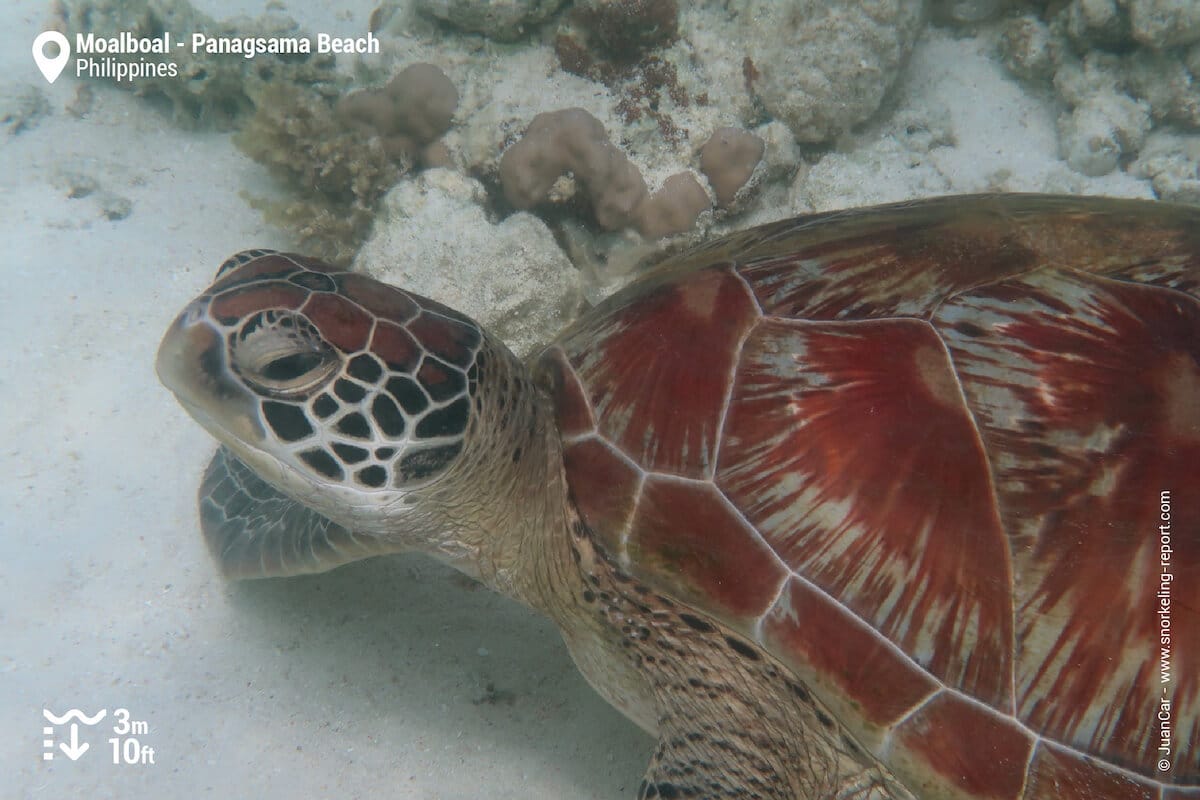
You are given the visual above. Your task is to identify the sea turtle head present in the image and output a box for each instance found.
[156,250,556,584]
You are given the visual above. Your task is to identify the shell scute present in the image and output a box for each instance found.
[1025,743,1159,800]
[560,265,759,479]
[626,476,787,622]
[935,267,1200,776]
[761,577,938,742]
[718,316,1013,707]
[735,211,1039,319]
[890,692,1034,800]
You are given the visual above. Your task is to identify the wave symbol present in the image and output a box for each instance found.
[43,708,107,725]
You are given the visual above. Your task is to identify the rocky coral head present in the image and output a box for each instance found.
[733,0,925,143]
[499,107,709,238]
[700,127,765,208]
[637,172,710,238]
[336,63,460,157]
[500,108,647,228]
[573,0,680,63]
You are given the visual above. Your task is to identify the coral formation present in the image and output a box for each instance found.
[55,0,340,128]
[636,173,711,239]
[553,1,689,146]
[234,62,458,265]
[80,0,1188,298]
[1132,130,1200,203]
[699,127,765,207]
[998,2,1200,187]
[1057,91,1151,177]
[415,0,566,41]
[569,0,680,64]
[498,107,710,239]
[500,108,646,230]
[355,169,582,358]
[1127,0,1200,49]
[999,14,1062,82]
[60,0,944,268]
[728,0,925,143]
[336,63,460,166]
[235,86,400,265]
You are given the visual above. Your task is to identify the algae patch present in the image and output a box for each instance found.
[234,81,407,266]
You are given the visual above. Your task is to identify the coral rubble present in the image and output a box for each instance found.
[998,2,1200,189]
[730,0,925,143]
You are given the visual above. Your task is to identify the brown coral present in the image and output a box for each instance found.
[500,108,647,229]
[699,127,765,207]
[336,63,459,165]
[499,107,709,238]
[637,172,710,238]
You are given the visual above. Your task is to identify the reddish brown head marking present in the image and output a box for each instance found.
[370,322,422,373]
[210,282,307,323]
[158,250,485,491]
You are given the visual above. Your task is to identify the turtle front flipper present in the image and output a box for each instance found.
[198,447,388,579]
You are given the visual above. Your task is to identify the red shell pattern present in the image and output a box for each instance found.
[537,195,1200,799]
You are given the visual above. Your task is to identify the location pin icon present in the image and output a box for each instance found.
[32,31,70,84]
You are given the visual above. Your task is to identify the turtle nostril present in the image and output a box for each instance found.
[182,299,206,326]
[156,311,222,396]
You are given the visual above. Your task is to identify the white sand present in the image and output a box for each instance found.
[0,1,1157,798]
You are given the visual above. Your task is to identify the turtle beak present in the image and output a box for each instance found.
[156,301,266,445]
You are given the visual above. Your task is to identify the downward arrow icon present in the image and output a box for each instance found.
[59,723,88,761]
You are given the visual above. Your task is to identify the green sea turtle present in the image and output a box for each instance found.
[157,193,1198,799]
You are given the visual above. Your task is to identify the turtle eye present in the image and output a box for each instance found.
[259,352,326,382]
[231,310,340,399]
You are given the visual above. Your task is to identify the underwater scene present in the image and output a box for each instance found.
[2,0,1197,798]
